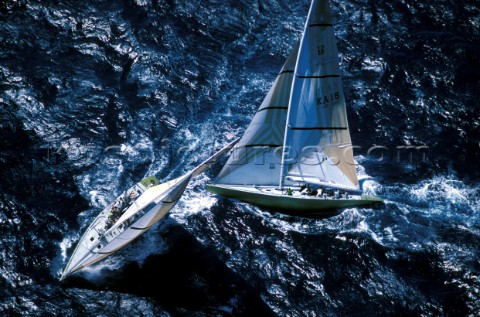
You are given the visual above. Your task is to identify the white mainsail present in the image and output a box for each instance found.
[215,42,300,186]
[280,0,359,190]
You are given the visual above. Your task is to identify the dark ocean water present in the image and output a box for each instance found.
[1,0,479,315]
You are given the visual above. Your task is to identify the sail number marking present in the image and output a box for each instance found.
[316,92,340,106]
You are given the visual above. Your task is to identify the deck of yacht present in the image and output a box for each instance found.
[207,184,382,213]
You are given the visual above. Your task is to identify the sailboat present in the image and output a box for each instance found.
[206,0,382,213]
[60,138,238,280]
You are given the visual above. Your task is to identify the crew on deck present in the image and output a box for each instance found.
[288,184,353,200]
[334,190,340,199]
[300,184,319,197]
[104,190,139,230]
[297,185,354,200]
[316,187,324,198]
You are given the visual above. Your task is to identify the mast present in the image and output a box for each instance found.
[279,0,316,190]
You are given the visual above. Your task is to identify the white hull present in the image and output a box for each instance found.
[60,138,239,280]
[60,175,190,280]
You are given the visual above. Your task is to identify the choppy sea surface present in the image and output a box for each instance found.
[1,0,479,315]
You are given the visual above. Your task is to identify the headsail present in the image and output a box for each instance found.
[280,0,359,190]
[214,42,300,186]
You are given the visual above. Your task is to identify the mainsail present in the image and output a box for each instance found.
[280,0,359,190]
[215,42,300,186]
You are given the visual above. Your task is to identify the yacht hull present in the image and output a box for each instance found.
[60,139,239,281]
[60,199,176,280]
[207,184,382,214]
[60,176,190,280]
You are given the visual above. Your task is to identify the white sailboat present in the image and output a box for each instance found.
[60,138,238,280]
[207,0,381,213]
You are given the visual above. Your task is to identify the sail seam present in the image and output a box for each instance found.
[297,75,340,79]
[257,106,288,113]
[289,127,347,130]
[279,70,294,74]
